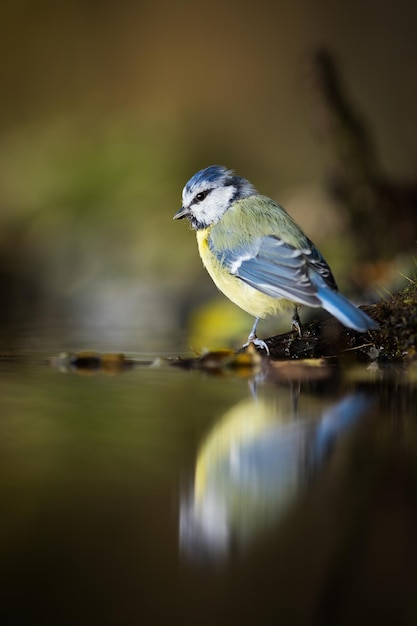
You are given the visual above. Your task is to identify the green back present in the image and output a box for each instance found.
[209,195,309,251]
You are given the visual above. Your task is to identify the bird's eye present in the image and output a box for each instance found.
[194,190,210,203]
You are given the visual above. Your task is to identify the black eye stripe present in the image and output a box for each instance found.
[194,189,212,203]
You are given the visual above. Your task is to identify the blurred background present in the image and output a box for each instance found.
[1,0,417,353]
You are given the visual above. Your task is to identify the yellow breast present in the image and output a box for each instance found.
[196,229,294,319]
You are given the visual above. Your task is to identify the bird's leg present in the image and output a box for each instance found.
[242,317,270,355]
[291,306,302,337]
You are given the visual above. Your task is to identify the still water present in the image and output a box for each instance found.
[1,342,416,625]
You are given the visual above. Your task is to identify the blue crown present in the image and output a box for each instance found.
[184,165,231,195]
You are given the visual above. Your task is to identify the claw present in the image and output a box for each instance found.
[291,307,302,337]
[242,335,270,355]
[242,316,270,355]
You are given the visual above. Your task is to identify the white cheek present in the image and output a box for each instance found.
[200,187,234,223]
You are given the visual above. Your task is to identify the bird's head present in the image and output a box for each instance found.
[174,165,257,229]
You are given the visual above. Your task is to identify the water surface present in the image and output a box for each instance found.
[1,342,416,625]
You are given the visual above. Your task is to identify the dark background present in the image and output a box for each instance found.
[1,0,416,348]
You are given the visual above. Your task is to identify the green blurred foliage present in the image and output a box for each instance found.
[0,118,189,272]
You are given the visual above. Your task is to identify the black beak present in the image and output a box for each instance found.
[173,206,190,220]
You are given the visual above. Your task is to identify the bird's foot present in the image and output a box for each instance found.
[291,309,303,337]
[242,334,270,356]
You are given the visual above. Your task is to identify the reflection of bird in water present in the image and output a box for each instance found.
[179,392,371,561]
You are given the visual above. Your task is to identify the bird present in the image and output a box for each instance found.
[174,165,378,354]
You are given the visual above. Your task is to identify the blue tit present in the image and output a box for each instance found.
[174,165,379,354]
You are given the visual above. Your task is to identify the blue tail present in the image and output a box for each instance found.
[316,286,379,332]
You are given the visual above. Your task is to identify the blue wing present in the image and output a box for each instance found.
[210,234,378,331]
[214,234,337,307]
